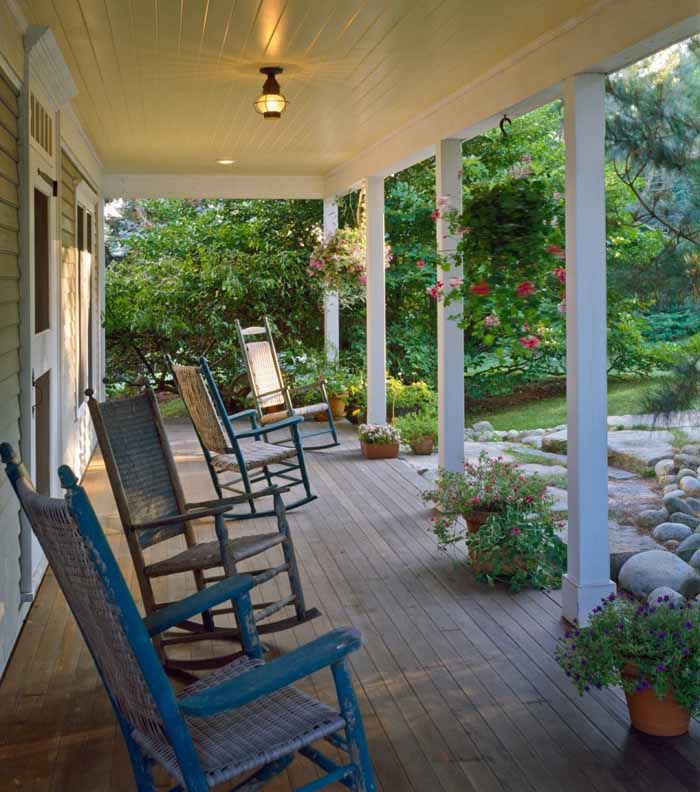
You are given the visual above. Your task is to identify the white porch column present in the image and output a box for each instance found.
[365,175,386,425]
[323,196,340,361]
[562,73,615,625]
[436,139,465,472]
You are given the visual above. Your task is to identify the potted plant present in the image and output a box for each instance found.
[556,592,700,736]
[323,366,352,419]
[394,410,438,455]
[423,451,550,534]
[464,503,565,590]
[358,423,401,459]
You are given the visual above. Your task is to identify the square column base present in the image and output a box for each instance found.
[561,574,616,626]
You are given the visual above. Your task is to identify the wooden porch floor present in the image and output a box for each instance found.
[2,420,700,792]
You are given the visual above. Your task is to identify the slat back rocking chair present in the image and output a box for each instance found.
[0,443,376,792]
[168,357,316,519]
[86,387,319,677]
[235,317,339,450]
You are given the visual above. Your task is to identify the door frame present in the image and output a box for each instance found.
[18,73,60,600]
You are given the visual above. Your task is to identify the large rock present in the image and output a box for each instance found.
[636,508,669,529]
[618,550,697,597]
[521,435,543,449]
[680,476,700,496]
[541,430,567,453]
[664,483,681,494]
[675,453,700,469]
[690,549,700,570]
[607,430,674,472]
[680,576,700,599]
[655,458,676,478]
[677,532,700,561]
[664,494,693,516]
[677,468,697,481]
[686,497,700,514]
[648,587,685,606]
[681,445,700,456]
[653,522,692,542]
[670,512,700,530]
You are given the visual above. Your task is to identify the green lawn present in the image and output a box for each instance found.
[470,378,651,431]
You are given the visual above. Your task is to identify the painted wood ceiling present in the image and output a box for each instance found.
[21,0,598,175]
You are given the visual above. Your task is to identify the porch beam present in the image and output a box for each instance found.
[365,175,386,425]
[436,139,465,472]
[562,73,615,625]
[323,197,340,362]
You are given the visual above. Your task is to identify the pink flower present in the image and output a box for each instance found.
[416,259,425,269]
[306,268,316,277]
[359,274,367,286]
[484,313,500,327]
[469,281,490,297]
[448,275,464,289]
[510,527,521,536]
[431,208,441,221]
[518,335,540,350]
[426,281,444,300]
[552,266,566,284]
[515,280,536,298]
[547,244,565,260]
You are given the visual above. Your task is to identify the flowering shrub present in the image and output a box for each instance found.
[556,592,700,715]
[308,226,391,306]
[358,423,401,445]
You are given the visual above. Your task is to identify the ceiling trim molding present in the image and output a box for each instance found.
[324,1,700,195]
[26,26,77,109]
[5,0,28,32]
[104,173,325,200]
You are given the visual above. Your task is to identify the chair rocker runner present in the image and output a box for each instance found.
[236,317,340,450]
[86,388,319,677]
[168,356,316,521]
[0,444,376,792]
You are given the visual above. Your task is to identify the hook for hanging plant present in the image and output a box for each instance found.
[500,114,512,138]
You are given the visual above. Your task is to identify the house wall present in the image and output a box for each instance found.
[0,58,24,673]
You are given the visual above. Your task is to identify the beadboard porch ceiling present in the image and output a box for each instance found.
[19,0,599,176]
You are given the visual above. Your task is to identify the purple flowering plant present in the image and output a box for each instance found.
[555,592,700,714]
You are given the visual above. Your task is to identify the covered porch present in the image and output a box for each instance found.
[3,419,699,791]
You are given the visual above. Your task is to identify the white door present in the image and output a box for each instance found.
[27,169,59,578]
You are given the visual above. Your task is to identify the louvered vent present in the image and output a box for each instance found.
[30,93,53,156]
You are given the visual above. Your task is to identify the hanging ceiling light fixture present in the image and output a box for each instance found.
[254,66,288,119]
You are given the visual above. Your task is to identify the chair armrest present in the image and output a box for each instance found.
[236,415,303,439]
[143,574,256,637]
[185,487,289,511]
[130,503,235,531]
[179,627,362,718]
[228,408,257,421]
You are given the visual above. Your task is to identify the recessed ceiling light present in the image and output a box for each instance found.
[216,158,235,165]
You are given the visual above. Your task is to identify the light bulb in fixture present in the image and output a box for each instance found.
[254,67,288,119]
[216,158,236,165]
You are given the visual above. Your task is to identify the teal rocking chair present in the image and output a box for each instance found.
[1,443,376,792]
[235,317,340,450]
[168,357,317,520]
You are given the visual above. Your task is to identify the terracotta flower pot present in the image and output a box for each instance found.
[621,663,690,737]
[360,441,399,460]
[328,396,347,419]
[410,436,434,455]
[463,507,502,534]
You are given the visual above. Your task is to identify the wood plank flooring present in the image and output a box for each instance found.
[2,419,700,791]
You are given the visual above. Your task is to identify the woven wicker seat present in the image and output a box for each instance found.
[211,441,297,472]
[236,317,340,450]
[1,445,376,792]
[134,655,345,786]
[145,533,284,577]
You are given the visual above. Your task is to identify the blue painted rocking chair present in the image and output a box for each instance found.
[235,317,340,450]
[1,444,376,792]
[168,357,316,520]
